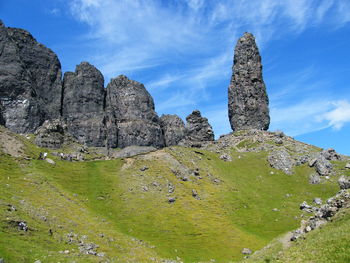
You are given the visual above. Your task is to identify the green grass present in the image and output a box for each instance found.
[0,129,345,262]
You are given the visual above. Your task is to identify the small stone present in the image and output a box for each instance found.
[181,176,189,181]
[309,173,321,184]
[345,163,350,169]
[142,186,149,192]
[168,197,176,203]
[140,166,149,171]
[313,198,322,205]
[220,154,232,162]
[241,248,252,255]
[45,158,56,165]
[272,208,278,212]
[308,158,317,167]
[97,252,105,257]
[305,226,312,232]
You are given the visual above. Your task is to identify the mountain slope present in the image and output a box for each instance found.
[0,127,348,262]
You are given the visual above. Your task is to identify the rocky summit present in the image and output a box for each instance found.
[228,32,270,131]
[184,110,214,142]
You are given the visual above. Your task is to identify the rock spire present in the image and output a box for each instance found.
[228,32,270,131]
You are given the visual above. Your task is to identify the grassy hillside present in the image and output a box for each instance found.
[0,127,347,262]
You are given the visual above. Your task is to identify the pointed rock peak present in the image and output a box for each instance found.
[74,61,104,79]
[187,110,202,119]
[228,31,270,131]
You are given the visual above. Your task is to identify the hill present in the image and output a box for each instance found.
[1,126,349,262]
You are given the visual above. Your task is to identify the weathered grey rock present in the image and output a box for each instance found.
[0,21,62,133]
[105,75,164,148]
[241,248,252,255]
[338,176,350,189]
[315,155,332,176]
[184,110,214,142]
[62,62,106,147]
[34,119,74,149]
[309,173,321,184]
[313,198,322,205]
[228,32,269,131]
[113,146,157,158]
[160,114,185,146]
[267,149,294,174]
[346,163,350,169]
[321,148,341,161]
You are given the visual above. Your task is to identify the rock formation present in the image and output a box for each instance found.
[34,119,73,149]
[184,110,214,142]
[0,21,62,133]
[228,32,270,131]
[0,21,219,149]
[62,62,106,147]
[160,114,186,146]
[105,75,165,148]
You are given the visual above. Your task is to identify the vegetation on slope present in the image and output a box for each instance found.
[0,127,346,262]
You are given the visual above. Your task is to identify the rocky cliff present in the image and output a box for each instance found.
[62,62,106,147]
[228,32,270,131]
[0,21,62,133]
[105,75,165,148]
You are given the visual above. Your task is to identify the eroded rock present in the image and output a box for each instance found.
[184,110,214,142]
[160,114,185,146]
[228,32,269,131]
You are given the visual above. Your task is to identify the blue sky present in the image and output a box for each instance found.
[1,0,350,155]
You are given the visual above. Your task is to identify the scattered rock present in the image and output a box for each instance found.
[168,197,176,203]
[313,198,322,205]
[345,163,350,169]
[309,173,321,184]
[267,149,294,174]
[314,155,332,176]
[220,154,232,162]
[308,158,317,167]
[45,158,56,165]
[321,148,341,161]
[168,183,175,193]
[228,32,270,131]
[140,166,149,171]
[241,248,252,255]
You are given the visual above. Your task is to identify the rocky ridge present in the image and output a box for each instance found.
[0,21,214,149]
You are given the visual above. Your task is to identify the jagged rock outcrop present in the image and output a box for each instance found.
[184,110,214,142]
[228,32,270,131]
[62,62,106,147]
[268,149,294,174]
[34,119,75,149]
[105,75,165,148]
[0,20,62,133]
[160,114,186,146]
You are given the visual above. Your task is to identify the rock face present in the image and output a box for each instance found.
[0,21,62,133]
[184,110,214,142]
[160,114,186,146]
[34,119,73,149]
[105,75,165,148]
[267,149,294,174]
[228,32,270,131]
[62,62,106,147]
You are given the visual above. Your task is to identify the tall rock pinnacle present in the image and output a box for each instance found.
[228,32,270,131]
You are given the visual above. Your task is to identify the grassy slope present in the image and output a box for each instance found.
[0,131,344,262]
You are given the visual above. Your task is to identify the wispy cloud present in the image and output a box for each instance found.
[320,100,350,130]
[65,0,350,137]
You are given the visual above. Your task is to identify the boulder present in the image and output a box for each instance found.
[0,21,62,133]
[228,32,270,131]
[267,149,294,174]
[314,155,332,176]
[112,146,157,158]
[184,110,214,142]
[160,114,185,146]
[105,75,164,148]
[62,62,106,147]
[338,176,350,189]
[321,148,341,161]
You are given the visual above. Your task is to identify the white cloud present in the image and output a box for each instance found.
[321,100,350,130]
